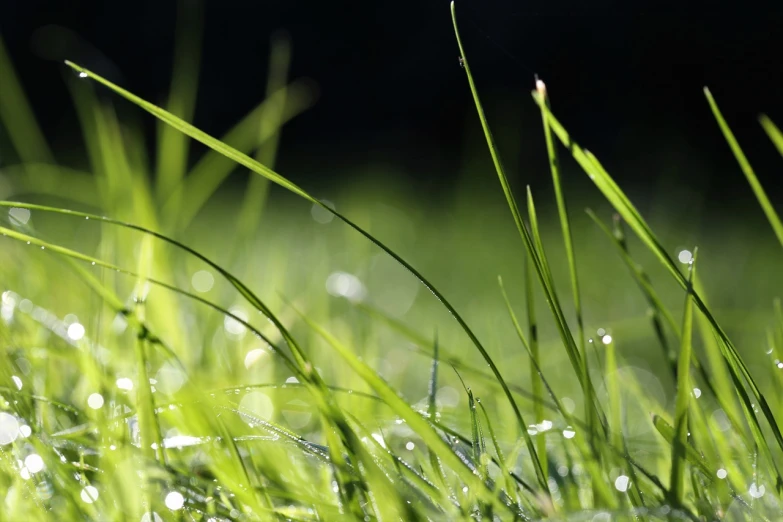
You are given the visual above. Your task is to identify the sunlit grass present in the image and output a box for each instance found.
[1,2,783,520]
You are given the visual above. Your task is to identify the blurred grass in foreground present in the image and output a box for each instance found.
[1,2,783,520]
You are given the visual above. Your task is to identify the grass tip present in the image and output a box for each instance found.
[535,77,547,97]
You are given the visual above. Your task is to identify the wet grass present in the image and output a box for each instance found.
[1,2,783,520]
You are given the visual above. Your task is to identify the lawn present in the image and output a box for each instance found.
[1,3,783,520]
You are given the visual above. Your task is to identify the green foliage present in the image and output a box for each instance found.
[0,2,782,520]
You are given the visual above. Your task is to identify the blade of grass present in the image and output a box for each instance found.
[451,8,594,453]
[532,89,783,492]
[62,60,547,496]
[498,277,616,509]
[536,78,589,434]
[759,115,783,158]
[704,89,783,247]
[0,35,53,164]
[234,32,291,242]
[161,79,317,232]
[155,0,203,207]
[669,248,697,506]
[523,249,548,485]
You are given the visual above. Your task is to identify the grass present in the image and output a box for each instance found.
[1,2,783,520]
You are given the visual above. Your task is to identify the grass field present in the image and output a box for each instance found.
[2,3,783,520]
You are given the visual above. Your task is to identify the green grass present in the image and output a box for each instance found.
[1,2,783,520]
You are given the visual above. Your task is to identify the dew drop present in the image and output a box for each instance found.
[80,485,99,504]
[614,475,630,492]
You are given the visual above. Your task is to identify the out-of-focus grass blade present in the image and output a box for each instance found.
[161,78,317,231]
[132,234,165,465]
[759,115,783,158]
[1,164,99,204]
[155,0,203,208]
[669,248,697,506]
[0,35,53,164]
[62,60,543,498]
[235,32,291,242]
[652,415,713,481]
[704,89,783,247]
[587,210,678,376]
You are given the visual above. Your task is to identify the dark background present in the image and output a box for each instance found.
[1,0,782,206]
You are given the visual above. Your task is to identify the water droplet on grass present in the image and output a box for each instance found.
[165,491,185,510]
[80,485,99,504]
[0,413,19,445]
[749,482,765,498]
[678,250,693,264]
[614,475,630,492]
[311,200,335,224]
[191,270,214,293]
[67,322,85,341]
[239,391,274,421]
[24,454,44,473]
[9,207,31,225]
[87,393,104,409]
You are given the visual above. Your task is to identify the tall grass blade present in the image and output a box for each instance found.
[704,88,783,247]
[759,115,783,158]
[536,77,587,399]
[450,6,597,435]
[498,277,617,509]
[0,35,53,164]
[532,90,783,491]
[155,0,203,208]
[670,248,697,506]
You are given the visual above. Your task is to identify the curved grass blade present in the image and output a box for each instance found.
[162,79,316,231]
[704,89,783,247]
[450,9,597,470]
[61,61,542,496]
[531,90,783,493]
[0,35,53,164]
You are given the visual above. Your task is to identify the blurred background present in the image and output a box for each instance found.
[1,0,782,442]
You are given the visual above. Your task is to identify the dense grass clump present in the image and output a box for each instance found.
[1,3,783,520]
